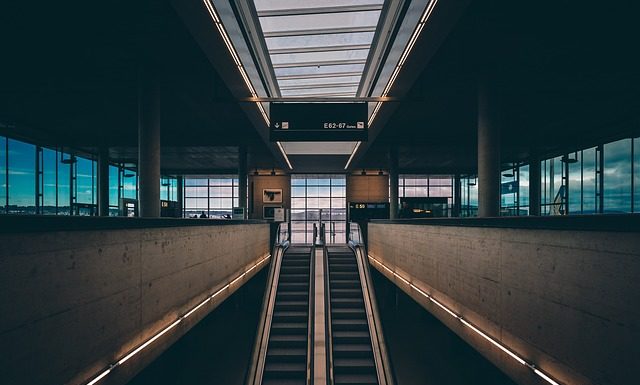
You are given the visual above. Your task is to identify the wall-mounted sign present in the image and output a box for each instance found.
[270,103,368,141]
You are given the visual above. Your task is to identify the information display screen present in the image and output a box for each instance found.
[270,103,368,141]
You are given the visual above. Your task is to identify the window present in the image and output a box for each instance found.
[184,176,238,218]
[603,138,632,213]
[399,175,454,217]
[8,139,36,214]
[291,174,346,244]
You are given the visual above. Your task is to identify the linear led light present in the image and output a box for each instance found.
[368,0,439,128]
[344,141,362,170]
[276,141,294,170]
[347,0,439,169]
[203,0,270,127]
[84,254,271,385]
[368,254,564,385]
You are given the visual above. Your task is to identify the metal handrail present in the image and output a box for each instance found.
[348,222,395,385]
[245,223,289,385]
[306,246,316,385]
[323,246,335,385]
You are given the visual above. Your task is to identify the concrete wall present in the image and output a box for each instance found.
[249,175,291,220]
[347,174,389,203]
[0,221,270,385]
[368,221,640,385]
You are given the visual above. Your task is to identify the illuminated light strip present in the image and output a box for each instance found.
[276,141,294,170]
[344,141,362,170]
[83,254,271,385]
[367,254,564,385]
[202,0,270,127]
[86,369,110,385]
[366,0,440,130]
[348,1,440,169]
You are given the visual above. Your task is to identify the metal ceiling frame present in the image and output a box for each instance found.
[264,26,377,38]
[273,58,367,69]
[257,4,383,18]
[269,44,371,55]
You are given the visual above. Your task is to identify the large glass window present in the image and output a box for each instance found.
[291,174,346,244]
[603,138,632,213]
[541,156,564,215]
[635,137,640,212]
[8,139,36,214]
[582,147,597,214]
[0,136,6,212]
[76,156,95,205]
[460,175,478,217]
[42,148,58,214]
[398,175,453,217]
[184,176,238,218]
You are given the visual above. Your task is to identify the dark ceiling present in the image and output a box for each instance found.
[359,0,640,173]
[0,0,278,172]
[1,0,638,175]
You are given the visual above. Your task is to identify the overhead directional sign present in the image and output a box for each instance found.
[270,103,368,142]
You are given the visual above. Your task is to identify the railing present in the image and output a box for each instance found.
[348,222,396,385]
[245,223,289,385]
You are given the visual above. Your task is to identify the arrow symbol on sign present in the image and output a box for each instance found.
[275,122,280,128]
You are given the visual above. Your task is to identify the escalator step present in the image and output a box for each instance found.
[333,373,378,384]
[333,330,370,343]
[263,362,306,375]
[334,357,375,369]
[332,318,368,330]
[267,347,307,360]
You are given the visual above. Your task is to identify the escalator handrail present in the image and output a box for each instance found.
[306,246,316,385]
[349,223,395,385]
[245,224,289,385]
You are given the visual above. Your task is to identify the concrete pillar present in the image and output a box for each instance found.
[97,147,110,216]
[477,77,500,217]
[176,175,184,218]
[389,147,399,219]
[238,146,248,218]
[138,77,161,218]
[453,174,462,217]
[529,154,541,216]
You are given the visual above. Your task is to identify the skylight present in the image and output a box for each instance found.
[254,0,384,98]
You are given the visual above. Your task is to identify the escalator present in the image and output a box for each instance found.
[262,246,312,385]
[327,245,378,385]
[248,223,392,385]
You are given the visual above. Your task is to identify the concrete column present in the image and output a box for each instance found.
[453,174,462,217]
[477,77,500,217]
[176,175,184,218]
[529,154,541,216]
[389,147,399,219]
[97,147,110,216]
[238,146,248,218]
[138,77,161,218]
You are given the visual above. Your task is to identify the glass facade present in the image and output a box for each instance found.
[183,176,239,218]
[398,175,454,217]
[291,174,346,244]
[460,175,478,217]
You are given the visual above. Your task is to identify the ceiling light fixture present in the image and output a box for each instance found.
[276,141,293,170]
[344,141,362,170]
[203,0,270,127]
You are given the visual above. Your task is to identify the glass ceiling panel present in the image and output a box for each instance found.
[254,0,383,13]
[270,49,369,66]
[260,11,380,35]
[254,0,384,99]
[274,63,366,78]
[265,32,375,51]
[278,75,363,88]
[282,86,359,97]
